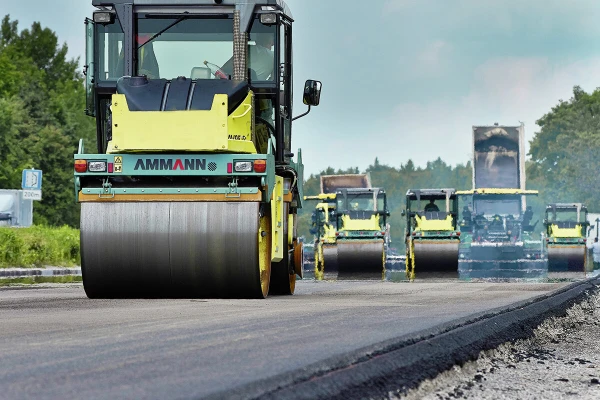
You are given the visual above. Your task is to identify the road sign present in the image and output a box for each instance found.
[22,170,42,190]
[22,190,42,201]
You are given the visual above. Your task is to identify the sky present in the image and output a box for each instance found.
[3,0,600,176]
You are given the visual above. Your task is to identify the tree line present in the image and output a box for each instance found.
[1,16,599,237]
[0,15,96,226]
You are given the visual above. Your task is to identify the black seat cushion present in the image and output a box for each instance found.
[189,79,249,114]
[117,77,167,111]
[117,76,249,115]
[417,211,449,220]
[554,221,578,229]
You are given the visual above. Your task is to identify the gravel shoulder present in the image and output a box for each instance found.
[399,290,600,400]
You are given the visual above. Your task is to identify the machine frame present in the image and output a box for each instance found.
[75,0,321,299]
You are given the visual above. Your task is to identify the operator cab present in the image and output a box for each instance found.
[85,0,321,161]
[544,203,589,234]
[456,189,540,241]
[404,189,458,224]
[335,188,389,222]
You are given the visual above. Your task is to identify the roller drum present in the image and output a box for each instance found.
[321,244,338,280]
[413,240,459,278]
[336,240,385,280]
[547,245,586,273]
[81,202,268,299]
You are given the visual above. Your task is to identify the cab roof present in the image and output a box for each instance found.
[456,188,538,196]
[546,203,587,211]
[92,0,292,18]
[336,188,385,194]
[406,188,456,199]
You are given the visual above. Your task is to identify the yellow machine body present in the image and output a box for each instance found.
[549,224,584,239]
[107,92,257,154]
[339,214,381,232]
[414,214,454,232]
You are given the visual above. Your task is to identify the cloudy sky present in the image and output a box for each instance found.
[4,0,600,176]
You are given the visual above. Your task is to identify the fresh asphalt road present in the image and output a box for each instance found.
[0,280,570,400]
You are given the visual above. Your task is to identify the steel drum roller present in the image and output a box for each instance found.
[81,202,270,299]
[336,240,385,280]
[547,245,586,272]
[413,240,459,276]
[320,244,338,280]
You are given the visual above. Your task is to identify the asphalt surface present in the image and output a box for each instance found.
[0,280,571,400]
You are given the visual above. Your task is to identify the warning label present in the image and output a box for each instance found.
[114,156,123,173]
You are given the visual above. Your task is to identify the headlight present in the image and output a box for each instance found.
[234,161,253,172]
[93,12,114,24]
[260,13,277,24]
[88,161,107,172]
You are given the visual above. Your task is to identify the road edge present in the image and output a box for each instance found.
[204,277,599,400]
[0,267,81,278]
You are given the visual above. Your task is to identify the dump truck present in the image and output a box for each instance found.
[457,124,548,279]
[305,174,389,280]
[544,203,590,274]
[404,189,460,280]
[320,174,371,194]
[75,0,321,299]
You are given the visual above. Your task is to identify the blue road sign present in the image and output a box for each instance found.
[22,169,43,190]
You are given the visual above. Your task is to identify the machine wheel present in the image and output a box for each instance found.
[269,204,296,295]
[336,240,384,280]
[293,239,304,278]
[81,202,271,299]
[314,241,324,280]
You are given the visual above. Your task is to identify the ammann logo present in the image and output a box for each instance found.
[134,158,208,171]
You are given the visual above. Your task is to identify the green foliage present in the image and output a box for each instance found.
[0,226,80,268]
[298,158,472,252]
[0,276,83,287]
[0,15,96,227]
[528,86,600,212]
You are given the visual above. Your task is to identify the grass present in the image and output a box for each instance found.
[0,275,83,287]
[0,226,80,268]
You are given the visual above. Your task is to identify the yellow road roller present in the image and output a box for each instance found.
[404,189,460,280]
[306,187,390,280]
[75,0,321,298]
[334,188,390,280]
[544,203,591,274]
[306,194,338,280]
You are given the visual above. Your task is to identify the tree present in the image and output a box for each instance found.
[528,86,600,210]
[0,15,95,227]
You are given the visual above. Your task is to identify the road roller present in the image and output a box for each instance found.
[544,203,591,275]
[404,189,460,280]
[74,0,322,298]
[333,188,390,280]
[457,189,548,279]
[306,187,390,280]
[306,194,338,280]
